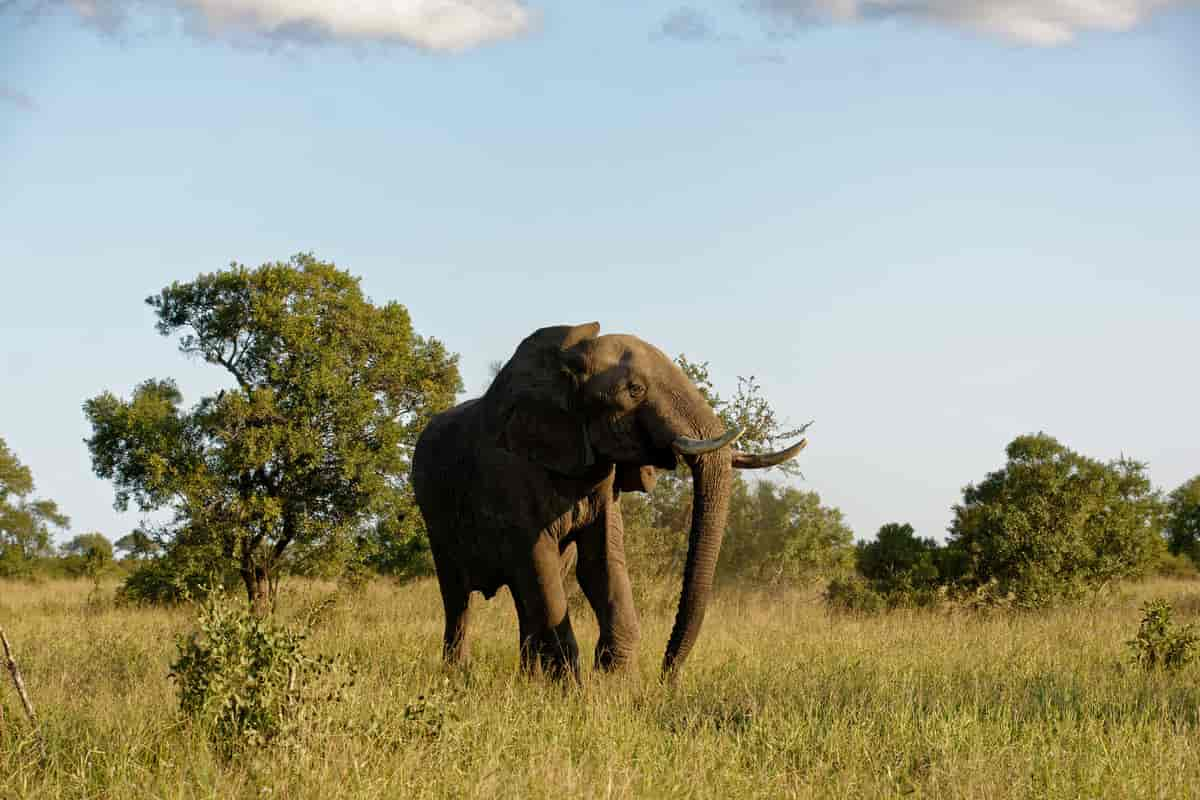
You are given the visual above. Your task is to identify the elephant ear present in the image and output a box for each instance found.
[501,402,594,476]
[615,464,657,494]
[492,322,600,476]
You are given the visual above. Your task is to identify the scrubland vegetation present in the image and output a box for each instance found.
[4,575,1200,799]
[5,256,1200,797]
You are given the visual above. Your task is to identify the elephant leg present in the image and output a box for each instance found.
[576,504,641,672]
[431,543,471,665]
[511,534,581,682]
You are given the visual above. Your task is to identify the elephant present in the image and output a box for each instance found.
[411,322,806,681]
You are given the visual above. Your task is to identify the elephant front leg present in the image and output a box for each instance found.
[576,503,641,673]
[511,533,581,682]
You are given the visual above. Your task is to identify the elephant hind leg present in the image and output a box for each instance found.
[432,549,472,665]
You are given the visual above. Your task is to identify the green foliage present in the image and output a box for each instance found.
[625,472,854,587]
[355,489,436,581]
[721,479,855,585]
[84,254,462,609]
[1127,599,1198,671]
[948,433,1165,608]
[854,523,946,607]
[620,356,846,587]
[59,531,114,580]
[117,541,241,606]
[823,575,886,614]
[114,528,161,560]
[0,436,70,576]
[170,589,349,754]
[857,523,939,591]
[1165,476,1200,565]
[63,531,113,562]
[674,355,809,477]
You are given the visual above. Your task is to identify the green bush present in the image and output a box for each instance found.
[170,590,349,754]
[824,575,886,614]
[949,433,1165,608]
[117,544,240,606]
[1127,599,1198,671]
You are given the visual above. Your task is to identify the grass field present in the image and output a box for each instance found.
[2,575,1199,799]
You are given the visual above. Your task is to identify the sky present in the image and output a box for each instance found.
[2,1,1198,549]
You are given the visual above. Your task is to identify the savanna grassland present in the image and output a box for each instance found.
[2,576,1199,799]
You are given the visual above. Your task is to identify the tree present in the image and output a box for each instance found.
[856,523,941,603]
[674,355,810,476]
[84,255,461,612]
[617,356,848,586]
[1165,476,1200,565]
[721,481,854,584]
[62,532,114,578]
[0,437,69,576]
[63,532,113,562]
[948,433,1165,606]
[114,529,161,560]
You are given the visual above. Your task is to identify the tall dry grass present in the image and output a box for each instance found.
[2,575,1199,798]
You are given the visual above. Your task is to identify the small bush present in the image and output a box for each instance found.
[118,545,240,606]
[824,575,885,614]
[1127,599,1198,671]
[170,589,350,754]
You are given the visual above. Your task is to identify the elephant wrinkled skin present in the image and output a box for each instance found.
[411,322,806,681]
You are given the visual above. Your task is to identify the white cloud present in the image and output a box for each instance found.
[747,0,1187,46]
[28,0,534,51]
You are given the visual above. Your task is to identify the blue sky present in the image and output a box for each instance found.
[2,1,1198,548]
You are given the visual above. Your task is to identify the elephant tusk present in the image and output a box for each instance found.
[731,438,807,469]
[672,426,744,456]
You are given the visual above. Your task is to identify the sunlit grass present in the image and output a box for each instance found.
[2,575,1199,798]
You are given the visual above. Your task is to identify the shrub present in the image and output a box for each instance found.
[824,575,885,614]
[1166,476,1200,565]
[170,589,349,754]
[948,433,1165,608]
[1127,599,1198,671]
[117,543,240,606]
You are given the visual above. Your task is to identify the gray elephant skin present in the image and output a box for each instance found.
[411,322,806,681]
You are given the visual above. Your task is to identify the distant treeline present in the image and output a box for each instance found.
[2,255,1198,613]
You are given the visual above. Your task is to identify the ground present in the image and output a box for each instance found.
[2,575,1198,798]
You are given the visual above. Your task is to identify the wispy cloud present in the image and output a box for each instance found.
[8,0,535,51]
[655,6,722,41]
[1,84,38,111]
[744,0,1188,46]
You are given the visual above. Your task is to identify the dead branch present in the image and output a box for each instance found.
[0,625,37,725]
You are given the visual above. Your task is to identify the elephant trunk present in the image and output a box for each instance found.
[661,447,733,680]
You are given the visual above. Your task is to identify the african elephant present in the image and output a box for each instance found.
[411,322,806,681]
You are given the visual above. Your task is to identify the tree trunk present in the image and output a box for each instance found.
[241,561,273,616]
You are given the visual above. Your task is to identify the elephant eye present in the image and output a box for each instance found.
[627,382,645,399]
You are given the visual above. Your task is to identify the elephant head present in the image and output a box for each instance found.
[487,322,807,678]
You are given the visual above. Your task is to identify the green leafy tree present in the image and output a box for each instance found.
[1165,476,1200,565]
[61,531,114,578]
[84,254,461,612]
[948,433,1165,607]
[114,528,161,560]
[721,480,854,584]
[63,532,114,562]
[0,437,70,576]
[857,524,939,588]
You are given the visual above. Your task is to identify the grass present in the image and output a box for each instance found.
[2,575,1199,798]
